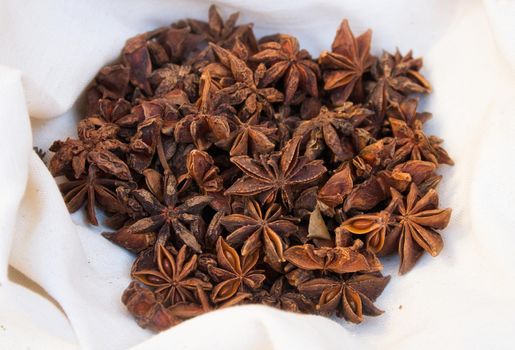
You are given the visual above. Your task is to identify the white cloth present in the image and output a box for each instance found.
[1,0,515,349]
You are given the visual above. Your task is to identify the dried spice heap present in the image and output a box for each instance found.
[47,6,453,331]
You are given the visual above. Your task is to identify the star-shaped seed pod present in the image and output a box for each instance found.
[383,183,452,274]
[298,273,390,323]
[208,238,266,303]
[220,199,298,264]
[225,136,326,209]
[58,165,128,226]
[294,104,374,162]
[131,244,212,306]
[250,34,320,104]
[103,171,212,253]
[388,98,454,166]
[319,19,375,105]
[367,50,431,117]
[284,242,371,274]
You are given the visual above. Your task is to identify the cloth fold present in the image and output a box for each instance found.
[1,0,515,349]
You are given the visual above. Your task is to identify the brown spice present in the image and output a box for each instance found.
[47,5,453,331]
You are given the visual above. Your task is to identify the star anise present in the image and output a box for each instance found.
[351,137,396,178]
[122,281,179,331]
[132,244,211,306]
[127,117,167,174]
[319,19,375,105]
[339,195,398,253]
[388,99,454,166]
[86,98,137,132]
[367,50,431,117]
[298,273,390,323]
[225,136,326,209]
[344,159,437,212]
[220,199,298,264]
[122,278,252,331]
[208,238,266,303]
[173,71,231,150]
[174,112,231,151]
[250,34,320,104]
[294,104,374,161]
[85,64,130,112]
[122,30,159,96]
[208,43,284,117]
[155,22,204,64]
[126,92,197,174]
[382,183,451,274]
[49,128,131,180]
[58,165,128,225]
[174,284,252,318]
[252,276,315,313]
[188,5,257,52]
[149,63,199,99]
[272,106,302,144]
[284,242,371,274]
[103,171,212,253]
[317,164,353,215]
[215,112,277,156]
[46,8,456,332]
[183,149,224,193]
[103,181,147,230]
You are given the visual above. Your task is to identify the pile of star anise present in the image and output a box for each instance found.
[47,6,453,331]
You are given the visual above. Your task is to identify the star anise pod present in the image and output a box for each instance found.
[344,159,437,212]
[208,238,266,303]
[122,277,252,332]
[149,63,199,99]
[177,284,253,317]
[294,104,374,161]
[225,136,326,209]
[382,183,451,274]
[284,242,371,274]
[339,195,399,253]
[388,98,454,166]
[298,273,390,323]
[58,165,128,225]
[319,19,375,105]
[86,98,138,132]
[317,164,353,215]
[153,22,203,64]
[174,112,231,151]
[208,43,284,117]
[122,281,179,331]
[127,114,176,174]
[49,131,131,180]
[123,30,160,96]
[252,276,315,313]
[131,244,211,306]
[188,5,257,52]
[173,71,231,150]
[103,171,212,253]
[181,149,224,194]
[367,50,431,117]
[85,64,130,113]
[46,7,456,332]
[351,137,396,178]
[103,181,147,229]
[220,199,298,265]
[250,34,320,104]
[215,112,277,156]
[272,106,301,144]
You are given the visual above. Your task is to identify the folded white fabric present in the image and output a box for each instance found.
[1,0,515,349]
